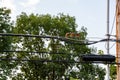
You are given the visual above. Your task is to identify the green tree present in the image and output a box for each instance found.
[12,12,105,80]
[110,64,116,80]
[0,7,16,80]
[65,27,105,80]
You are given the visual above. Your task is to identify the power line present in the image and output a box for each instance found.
[110,13,116,35]
[0,33,120,46]
[0,50,66,54]
[0,33,115,45]
[87,37,106,39]
[109,43,116,49]
[0,58,118,64]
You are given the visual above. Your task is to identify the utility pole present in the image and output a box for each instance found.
[106,0,110,80]
[116,0,120,80]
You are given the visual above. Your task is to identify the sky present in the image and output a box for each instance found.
[0,0,116,56]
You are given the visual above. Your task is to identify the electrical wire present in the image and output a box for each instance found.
[109,43,116,49]
[0,50,65,54]
[110,12,116,35]
[86,37,105,40]
[0,33,108,45]
[105,17,116,50]
[0,50,117,64]
[0,58,117,64]
[110,0,117,35]
[104,0,117,51]
[0,33,88,45]
[0,33,119,45]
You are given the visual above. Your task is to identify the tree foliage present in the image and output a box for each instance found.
[11,12,106,80]
[0,7,16,80]
[110,65,116,80]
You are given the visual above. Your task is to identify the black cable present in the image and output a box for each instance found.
[0,33,62,39]
[0,58,117,64]
[0,33,109,45]
[0,33,87,45]
[0,50,65,54]
[0,33,119,45]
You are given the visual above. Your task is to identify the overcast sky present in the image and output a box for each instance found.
[0,0,116,56]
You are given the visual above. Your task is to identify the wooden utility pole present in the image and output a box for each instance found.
[116,0,120,80]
